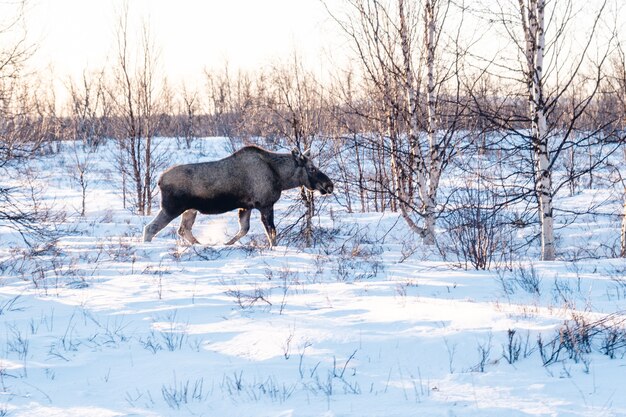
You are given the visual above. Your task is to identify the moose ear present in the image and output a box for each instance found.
[302,148,311,158]
[292,148,306,165]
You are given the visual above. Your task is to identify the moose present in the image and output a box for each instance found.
[143,146,334,247]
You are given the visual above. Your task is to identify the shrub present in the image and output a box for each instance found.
[441,182,514,270]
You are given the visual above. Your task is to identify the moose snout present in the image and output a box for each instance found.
[320,181,334,195]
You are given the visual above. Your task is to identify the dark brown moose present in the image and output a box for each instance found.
[143,146,334,247]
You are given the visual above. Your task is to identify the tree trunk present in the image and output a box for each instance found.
[144,136,152,215]
[301,187,314,247]
[623,150,626,257]
[395,0,437,243]
[80,171,87,217]
[522,0,555,260]
[534,139,555,260]
[353,134,367,212]
[621,197,626,258]
[399,0,419,205]
[423,0,438,245]
[535,0,555,261]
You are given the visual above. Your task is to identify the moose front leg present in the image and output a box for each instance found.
[143,209,176,242]
[225,208,252,245]
[259,206,277,247]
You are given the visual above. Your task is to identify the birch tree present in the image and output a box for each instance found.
[325,0,462,245]
[606,41,626,257]
[520,0,554,260]
[478,0,613,261]
[412,0,444,244]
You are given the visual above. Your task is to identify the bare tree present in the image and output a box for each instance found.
[66,70,107,146]
[325,0,465,245]
[0,0,63,244]
[326,69,372,213]
[474,0,614,261]
[179,82,199,148]
[606,40,626,257]
[521,0,554,260]
[65,70,110,216]
[0,0,38,162]
[203,64,233,138]
[108,4,169,215]
[263,55,330,246]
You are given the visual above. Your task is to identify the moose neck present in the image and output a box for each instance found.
[269,153,304,191]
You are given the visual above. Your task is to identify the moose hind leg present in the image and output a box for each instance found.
[178,209,200,245]
[143,209,176,242]
[259,206,277,247]
[225,208,251,245]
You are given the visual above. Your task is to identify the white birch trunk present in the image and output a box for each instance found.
[622,149,626,257]
[621,197,626,257]
[423,0,438,245]
[397,0,429,238]
[535,0,555,261]
[521,0,555,261]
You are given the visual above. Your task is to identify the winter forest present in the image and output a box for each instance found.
[2,0,626,416]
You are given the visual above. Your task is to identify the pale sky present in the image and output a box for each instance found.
[25,0,340,88]
[20,0,622,103]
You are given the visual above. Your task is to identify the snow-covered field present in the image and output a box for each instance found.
[1,137,626,417]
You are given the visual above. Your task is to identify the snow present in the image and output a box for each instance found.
[1,137,626,416]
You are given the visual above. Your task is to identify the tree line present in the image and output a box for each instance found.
[2,0,626,263]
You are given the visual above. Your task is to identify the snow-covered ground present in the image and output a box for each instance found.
[1,138,625,417]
